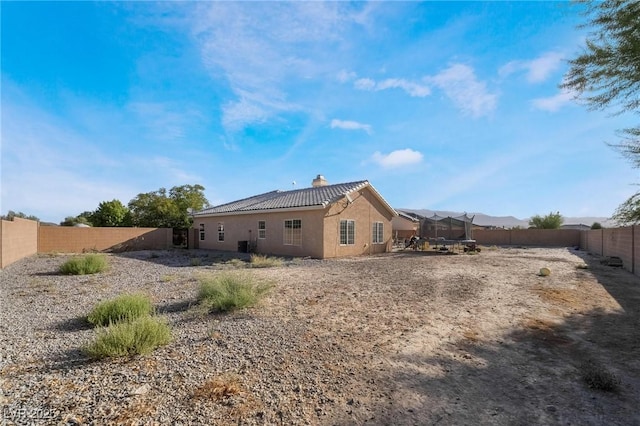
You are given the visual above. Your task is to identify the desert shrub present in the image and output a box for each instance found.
[87,293,153,327]
[197,272,272,312]
[249,254,283,268]
[225,258,246,268]
[581,360,620,392]
[59,254,108,275]
[193,374,243,400]
[84,316,171,359]
[190,257,202,266]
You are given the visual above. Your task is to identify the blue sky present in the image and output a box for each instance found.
[1,1,637,223]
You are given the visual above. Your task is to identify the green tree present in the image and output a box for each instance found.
[562,0,640,224]
[91,200,131,227]
[591,221,603,229]
[611,192,640,225]
[60,215,92,227]
[128,184,209,228]
[529,211,564,229]
[1,211,40,221]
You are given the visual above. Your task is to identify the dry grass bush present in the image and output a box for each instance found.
[197,272,273,312]
[84,316,171,359]
[225,258,246,268]
[59,254,108,275]
[249,254,283,268]
[87,293,153,327]
[193,374,243,401]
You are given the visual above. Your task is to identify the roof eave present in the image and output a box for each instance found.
[347,182,398,217]
[192,204,327,218]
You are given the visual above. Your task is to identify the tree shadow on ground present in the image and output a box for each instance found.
[363,250,640,425]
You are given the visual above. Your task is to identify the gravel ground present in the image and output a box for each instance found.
[1,247,640,425]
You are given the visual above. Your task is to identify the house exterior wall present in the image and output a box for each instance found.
[391,216,419,241]
[194,209,326,258]
[0,218,39,268]
[193,186,394,259]
[322,187,394,258]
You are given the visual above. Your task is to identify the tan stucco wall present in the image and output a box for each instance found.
[38,227,173,253]
[322,188,394,258]
[194,186,394,259]
[0,218,39,268]
[194,209,326,258]
[581,226,639,276]
[474,229,581,247]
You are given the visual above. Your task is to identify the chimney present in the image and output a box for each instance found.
[312,174,328,187]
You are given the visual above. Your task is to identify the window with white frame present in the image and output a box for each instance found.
[283,219,301,246]
[258,221,266,239]
[340,219,355,245]
[372,221,384,244]
[217,222,224,242]
[199,224,205,241]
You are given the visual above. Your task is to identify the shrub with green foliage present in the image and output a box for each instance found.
[249,254,283,268]
[59,254,108,275]
[87,293,153,327]
[84,316,171,359]
[529,211,564,229]
[197,272,272,312]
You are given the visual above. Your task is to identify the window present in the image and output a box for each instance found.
[199,224,205,241]
[340,219,355,245]
[217,223,224,242]
[372,222,384,244]
[283,219,302,246]
[258,221,266,239]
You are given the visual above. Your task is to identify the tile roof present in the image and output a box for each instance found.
[194,180,371,216]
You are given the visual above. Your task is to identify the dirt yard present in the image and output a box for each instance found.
[1,246,640,425]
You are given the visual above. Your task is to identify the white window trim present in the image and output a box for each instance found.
[199,223,205,241]
[217,222,224,242]
[283,219,302,246]
[258,220,266,239]
[373,221,384,244]
[340,219,355,245]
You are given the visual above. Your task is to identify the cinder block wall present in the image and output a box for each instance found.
[38,227,173,253]
[0,218,39,268]
[582,227,637,275]
[474,229,581,247]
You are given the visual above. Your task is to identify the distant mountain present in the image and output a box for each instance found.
[396,208,616,229]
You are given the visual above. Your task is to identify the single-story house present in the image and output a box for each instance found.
[191,175,397,259]
[391,211,420,242]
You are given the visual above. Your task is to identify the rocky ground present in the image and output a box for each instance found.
[1,246,640,425]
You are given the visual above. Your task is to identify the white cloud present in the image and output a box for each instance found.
[377,79,431,97]
[330,119,372,134]
[337,70,357,83]
[187,2,370,133]
[427,64,497,118]
[354,77,431,97]
[354,78,376,91]
[371,149,423,168]
[127,101,203,142]
[499,51,564,83]
[531,89,576,112]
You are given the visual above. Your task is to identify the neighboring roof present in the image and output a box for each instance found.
[396,211,420,222]
[194,180,397,217]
